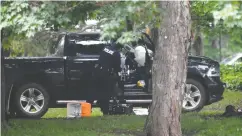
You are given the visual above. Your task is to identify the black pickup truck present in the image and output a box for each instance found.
[4,32,225,118]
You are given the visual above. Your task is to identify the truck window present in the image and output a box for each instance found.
[68,34,110,56]
[75,40,108,56]
[53,36,65,56]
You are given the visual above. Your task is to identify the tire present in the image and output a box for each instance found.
[15,83,49,118]
[182,79,207,112]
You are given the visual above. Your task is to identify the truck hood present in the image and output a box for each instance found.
[188,55,219,66]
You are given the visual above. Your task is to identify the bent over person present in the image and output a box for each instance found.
[95,40,123,114]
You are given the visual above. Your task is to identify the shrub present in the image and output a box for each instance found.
[220,64,242,91]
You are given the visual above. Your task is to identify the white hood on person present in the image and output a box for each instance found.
[133,45,153,67]
[120,44,153,67]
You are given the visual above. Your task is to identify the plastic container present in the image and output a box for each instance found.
[67,103,82,118]
[66,102,92,118]
[80,102,91,117]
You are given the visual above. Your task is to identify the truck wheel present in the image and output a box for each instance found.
[182,79,207,112]
[15,83,49,118]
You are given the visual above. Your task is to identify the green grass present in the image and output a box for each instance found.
[42,107,103,118]
[2,91,242,136]
[202,90,242,112]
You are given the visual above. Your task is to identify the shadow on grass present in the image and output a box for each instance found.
[4,115,147,136]
[200,114,242,121]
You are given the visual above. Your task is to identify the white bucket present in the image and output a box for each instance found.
[67,103,82,118]
[133,108,148,115]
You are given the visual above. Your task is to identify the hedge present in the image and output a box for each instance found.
[220,64,242,91]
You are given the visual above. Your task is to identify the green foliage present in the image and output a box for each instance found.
[203,27,242,61]
[221,64,242,90]
[3,1,159,56]
[213,1,242,28]
[191,1,220,29]
[227,27,242,47]
[1,1,98,38]
[1,1,99,56]
[190,1,242,61]
[2,31,59,57]
[1,1,241,58]
[190,1,228,38]
[1,1,45,37]
[97,1,161,44]
[192,1,242,61]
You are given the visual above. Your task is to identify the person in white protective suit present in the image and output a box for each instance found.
[123,44,153,89]
[134,45,153,88]
[133,45,153,67]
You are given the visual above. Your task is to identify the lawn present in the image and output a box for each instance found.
[2,91,242,136]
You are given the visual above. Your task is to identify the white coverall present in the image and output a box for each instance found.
[133,45,153,67]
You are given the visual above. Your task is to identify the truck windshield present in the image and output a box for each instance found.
[67,33,110,56]
[75,40,109,56]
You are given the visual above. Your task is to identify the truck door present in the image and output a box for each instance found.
[65,56,98,100]
[65,33,108,100]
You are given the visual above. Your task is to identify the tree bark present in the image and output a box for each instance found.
[146,1,191,136]
[211,38,218,49]
[144,27,158,133]
[150,28,159,49]
[126,17,133,31]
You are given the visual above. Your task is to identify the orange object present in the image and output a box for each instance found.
[80,102,91,117]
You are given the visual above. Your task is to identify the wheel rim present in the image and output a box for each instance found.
[182,84,201,110]
[19,88,45,114]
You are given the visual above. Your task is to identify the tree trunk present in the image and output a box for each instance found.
[150,28,159,49]
[192,27,203,56]
[211,38,218,49]
[126,16,133,31]
[146,1,191,136]
[144,27,158,133]
[1,47,9,129]
[1,29,9,128]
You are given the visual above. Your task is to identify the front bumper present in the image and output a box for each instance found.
[205,76,226,105]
